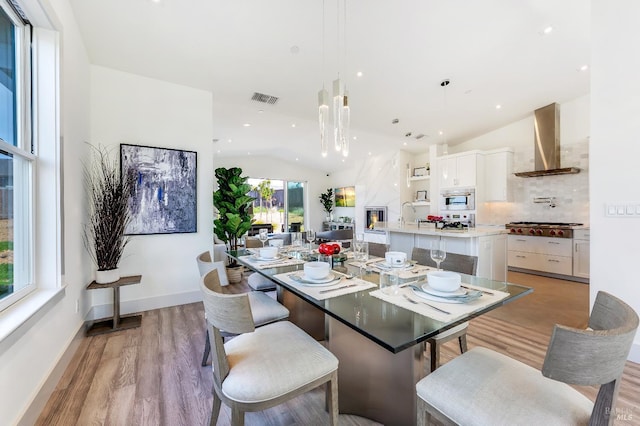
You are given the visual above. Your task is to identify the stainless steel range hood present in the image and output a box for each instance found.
[514,103,580,177]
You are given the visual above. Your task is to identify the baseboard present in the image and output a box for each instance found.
[87,290,202,321]
[17,323,85,426]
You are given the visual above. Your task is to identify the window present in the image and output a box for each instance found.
[248,178,306,233]
[0,0,34,311]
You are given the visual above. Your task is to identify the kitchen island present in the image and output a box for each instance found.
[374,222,509,280]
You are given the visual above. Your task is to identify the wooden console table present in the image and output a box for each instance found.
[86,275,142,336]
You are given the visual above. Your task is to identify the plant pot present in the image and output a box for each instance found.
[226,266,243,284]
[95,268,121,284]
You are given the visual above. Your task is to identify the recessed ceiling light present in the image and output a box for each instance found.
[356,71,363,77]
[496,104,502,110]
[439,130,444,135]
[258,109,264,114]
[247,152,251,155]
[150,0,161,3]
[243,123,251,127]
[368,152,372,156]
[403,142,407,146]
[295,157,299,161]
[291,123,296,128]
[353,136,357,140]
[290,45,300,54]
[342,159,345,163]
[579,64,589,72]
[542,25,553,35]
[228,139,232,143]
[216,150,221,153]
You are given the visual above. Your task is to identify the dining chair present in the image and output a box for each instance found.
[367,242,388,258]
[196,251,289,366]
[244,238,278,291]
[317,229,354,247]
[416,291,639,426]
[201,269,339,426]
[411,247,478,372]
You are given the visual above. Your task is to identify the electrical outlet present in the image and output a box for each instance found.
[75,299,79,314]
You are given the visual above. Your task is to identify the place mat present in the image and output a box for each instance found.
[369,283,510,322]
[274,271,377,301]
[241,254,305,269]
[348,256,384,268]
[368,261,436,280]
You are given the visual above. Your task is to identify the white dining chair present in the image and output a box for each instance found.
[201,269,339,425]
[416,291,639,425]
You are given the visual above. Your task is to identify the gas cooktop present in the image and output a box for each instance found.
[505,222,583,238]
[506,222,584,227]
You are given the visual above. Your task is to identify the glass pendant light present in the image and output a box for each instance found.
[319,88,329,157]
[333,78,344,152]
[340,89,350,156]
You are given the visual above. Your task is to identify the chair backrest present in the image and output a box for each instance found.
[200,269,255,387]
[196,251,229,285]
[317,229,354,245]
[245,237,262,248]
[368,242,388,258]
[542,291,638,424]
[411,247,478,275]
[542,291,638,386]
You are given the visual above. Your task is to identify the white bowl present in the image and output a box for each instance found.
[427,271,462,292]
[385,251,407,266]
[304,261,331,280]
[259,247,278,259]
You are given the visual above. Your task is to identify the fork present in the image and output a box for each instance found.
[402,294,451,315]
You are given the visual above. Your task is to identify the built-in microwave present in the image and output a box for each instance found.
[440,189,475,211]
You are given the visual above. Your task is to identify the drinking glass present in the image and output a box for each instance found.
[292,232,303,247]
[430,239,446,270]
[258,228,269,248]
[353,241,369,278]
[380,270,399,295]
[306,229,316,249]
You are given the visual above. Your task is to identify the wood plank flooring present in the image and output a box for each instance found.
[36,272,640,426]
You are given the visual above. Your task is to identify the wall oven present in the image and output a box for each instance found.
[364,206,387,234]
[440,189,475,211]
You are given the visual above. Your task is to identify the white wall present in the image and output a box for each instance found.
[89,66,214,317]
[214,155,331,233]
[0,0,92,424]
[591,1,640,362]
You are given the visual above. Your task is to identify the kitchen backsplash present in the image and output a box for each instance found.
[482,138,590,226]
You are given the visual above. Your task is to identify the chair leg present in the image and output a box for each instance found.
[429,341,439,372]
[231,407,245,426]
[458,334,468,354]
[417,396,428,426]
[202,329,211,366]
[326,372,339,426]
[210,391,221,426]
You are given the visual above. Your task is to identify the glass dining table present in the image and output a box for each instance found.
[230,249,532,426]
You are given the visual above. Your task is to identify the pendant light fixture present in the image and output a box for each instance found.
[318,0,329,157]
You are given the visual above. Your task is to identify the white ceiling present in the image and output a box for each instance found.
[68,0,590,172]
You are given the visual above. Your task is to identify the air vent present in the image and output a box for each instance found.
[251,92,279,105]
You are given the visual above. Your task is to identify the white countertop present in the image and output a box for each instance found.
[373,223,509,238]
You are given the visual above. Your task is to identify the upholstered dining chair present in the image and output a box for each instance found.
[196,251,289,366]
[201,269,339,426]
[245,237,278,291]
[411,247,478,372]
[416,291,639,426]
[367,242,388,258]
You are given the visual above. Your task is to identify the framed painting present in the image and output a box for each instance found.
[334,186,356,207]
[120,144,197,235]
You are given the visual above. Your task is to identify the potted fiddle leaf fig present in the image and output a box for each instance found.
[213,167,254,283]
[83,144,135,283]
[319,188,334,221]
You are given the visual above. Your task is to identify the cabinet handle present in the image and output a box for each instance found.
[516,239,527,242]
[548,241,560,245]
[548,259,560,263]
[516,255,526,258]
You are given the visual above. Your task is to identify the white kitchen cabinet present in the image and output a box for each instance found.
[508,235,573,276]
[484,149,513,202]
[438,152,480,189]
[477,234,507,281]
[573,229,590,279]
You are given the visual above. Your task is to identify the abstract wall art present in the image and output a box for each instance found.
[120,144,197,235]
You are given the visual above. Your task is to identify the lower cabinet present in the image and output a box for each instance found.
[573,229,590,279]
[508,235,573,276]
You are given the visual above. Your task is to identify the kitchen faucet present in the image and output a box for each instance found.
[400,201,416,227]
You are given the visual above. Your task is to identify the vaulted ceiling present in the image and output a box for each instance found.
[69,0,590,172]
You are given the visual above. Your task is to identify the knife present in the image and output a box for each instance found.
[460,285,494,296]
[319,283,358,294]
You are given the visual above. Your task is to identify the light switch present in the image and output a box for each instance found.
[617,206,626,215]
[628,205,635,215]
[607,205,617,216]
[636,205,640,215]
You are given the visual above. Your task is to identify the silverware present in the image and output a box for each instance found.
[402,294,451,315]
[319,283,358,294]
[460,285,494,296]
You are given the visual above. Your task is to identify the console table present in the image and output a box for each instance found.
[86,275,142,336]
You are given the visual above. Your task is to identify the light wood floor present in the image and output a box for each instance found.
[36,272,640,426]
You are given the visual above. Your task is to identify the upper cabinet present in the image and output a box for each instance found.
[438,152,481,189]
[483,149,513,202]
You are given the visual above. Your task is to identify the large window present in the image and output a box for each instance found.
[0,0,33,311]
[248,178,306,233]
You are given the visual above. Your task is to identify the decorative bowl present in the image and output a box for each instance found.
[385,251,407,266]
[427,271,462,292]
[259,247,278,259]
[304,261,331,280]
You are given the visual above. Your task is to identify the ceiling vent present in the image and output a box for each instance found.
[251,92,279,105]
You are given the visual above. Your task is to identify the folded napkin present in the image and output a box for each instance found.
[369,284,510,323]
[274,271,377,301]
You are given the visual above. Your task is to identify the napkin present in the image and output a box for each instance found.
[274,271,377,301]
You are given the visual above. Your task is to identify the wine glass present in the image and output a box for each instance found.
[430,239,446,270]
[354,241,369,278]
[306,229,316,249]
[258,228,269,248]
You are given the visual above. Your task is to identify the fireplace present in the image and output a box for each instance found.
[364,206,387,234]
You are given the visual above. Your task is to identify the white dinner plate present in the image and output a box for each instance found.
[374,261,414,270]
[421,283,467,298]
[289,272,341,286]
[251,254,282,261]
[410,288,470,304]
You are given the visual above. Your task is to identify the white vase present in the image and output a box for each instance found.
[95,268,121,284]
